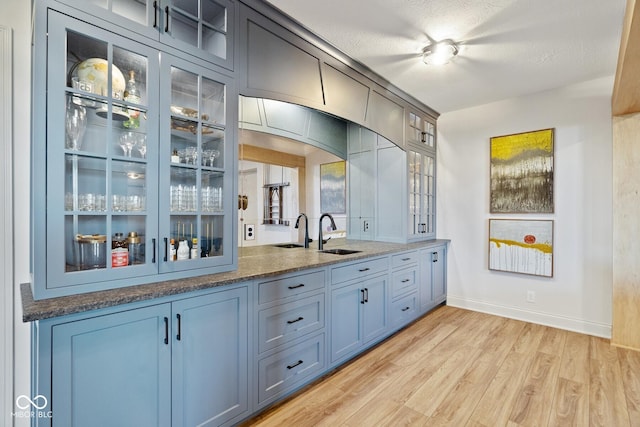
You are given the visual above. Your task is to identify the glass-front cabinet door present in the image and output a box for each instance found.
[407,111,436,150]
[161,0,234,68]
[159,56,234,272]
[408,149,435,240]
[53,0,235,69]
[43,11,160,292]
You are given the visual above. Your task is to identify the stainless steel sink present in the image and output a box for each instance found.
[273,243,304,248]
[320,248,362,255]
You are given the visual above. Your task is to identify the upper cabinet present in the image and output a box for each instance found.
[244,19,324,106]
[406,109,437,241]
[52,0,235,70]
[238,3,412,148]
[31,9,237,299]
[367,90,405,146]
[407,110,436,151]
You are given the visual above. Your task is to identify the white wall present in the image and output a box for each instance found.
[3,0,31,426]
[438,76,614,337]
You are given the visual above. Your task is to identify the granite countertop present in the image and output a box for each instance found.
[21,238,450,322]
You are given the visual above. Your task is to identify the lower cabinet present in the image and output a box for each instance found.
[172,288,249,427]
[51,304,172,427]
[35,244,447,426]
[419,244,448,314]
[253,270,327,408]
[330,273,388,364]
[256,332,325,406]
[44,285,249,427]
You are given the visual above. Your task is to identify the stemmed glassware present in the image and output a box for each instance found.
[119,131,137,157]
[202,149,220,167]
[65,100,87,150]
[135,134,147,158]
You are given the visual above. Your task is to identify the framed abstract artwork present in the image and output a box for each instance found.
[320,161,346,214]
[489,219,554,277]
[490,128,554,213]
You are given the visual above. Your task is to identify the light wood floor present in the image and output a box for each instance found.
[243,305,640,427]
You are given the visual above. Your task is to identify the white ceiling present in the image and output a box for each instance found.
[264,0,627,114]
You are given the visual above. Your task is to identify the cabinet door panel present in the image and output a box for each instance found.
[246,20,324,105]
[432,247,446,303]
[322,63,370,123]
[376,145,405,242]
[361,275,388,343]
[41,11,161,298]
[52,305,171,427]
[159,54,236,274]
[366,90,404,146]
[171,287,248,427]
[330,283,362,362]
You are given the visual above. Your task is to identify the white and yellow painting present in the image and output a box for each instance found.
[489,219,553,277]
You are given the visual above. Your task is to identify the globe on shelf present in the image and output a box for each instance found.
[73,58,126,98]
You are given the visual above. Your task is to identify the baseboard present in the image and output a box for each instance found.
[446,295,611,339]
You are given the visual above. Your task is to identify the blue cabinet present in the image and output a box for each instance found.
[41,285,249,427]
[50,0,235,70]
[32,8,237,300]
[330,270,388,364]
[51,304,172,427]
[419,244,448,314]
[253,270,327,408]
[172,287,249,426]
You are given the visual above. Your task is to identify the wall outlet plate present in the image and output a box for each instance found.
[244,224,255,240]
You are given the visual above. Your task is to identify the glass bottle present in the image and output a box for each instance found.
[123,70,141,129]
[112,232,129,268]
[190,238,198,259]
[170,238,176,261]
[127,231,143,265]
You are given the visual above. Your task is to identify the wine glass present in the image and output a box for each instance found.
[135,134,147,159]
[65,101,87,150]
[119,131,136,157]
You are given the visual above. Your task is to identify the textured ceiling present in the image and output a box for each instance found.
[264,0,627,114]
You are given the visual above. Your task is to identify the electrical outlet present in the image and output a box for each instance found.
[244,224,255,240]
[527,290,536,303]
[363,220,369,232]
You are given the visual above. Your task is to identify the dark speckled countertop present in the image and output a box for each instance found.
[21,239,449,322]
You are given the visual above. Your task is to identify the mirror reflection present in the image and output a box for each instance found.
[238,96,350,248]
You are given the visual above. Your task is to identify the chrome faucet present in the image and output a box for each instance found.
[294,213,310,248]
[318,213,337,251]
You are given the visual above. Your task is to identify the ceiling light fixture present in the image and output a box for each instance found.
[422,39,459,65]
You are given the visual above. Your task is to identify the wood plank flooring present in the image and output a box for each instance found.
[242,305,640,427]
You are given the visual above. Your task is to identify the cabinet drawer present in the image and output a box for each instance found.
[391,267,418,300]
[391,251,419,269]
[331,257,389,285]
[258,270,325,305]
[258,333,325,405]
[390,292,417,327]
[258,294,325,353]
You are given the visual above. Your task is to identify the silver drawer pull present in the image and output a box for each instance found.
[287,316,304,324]
[287,360,304,370]
[288,283,305,290]
[402,306,411,312]
[358,267,370,272]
